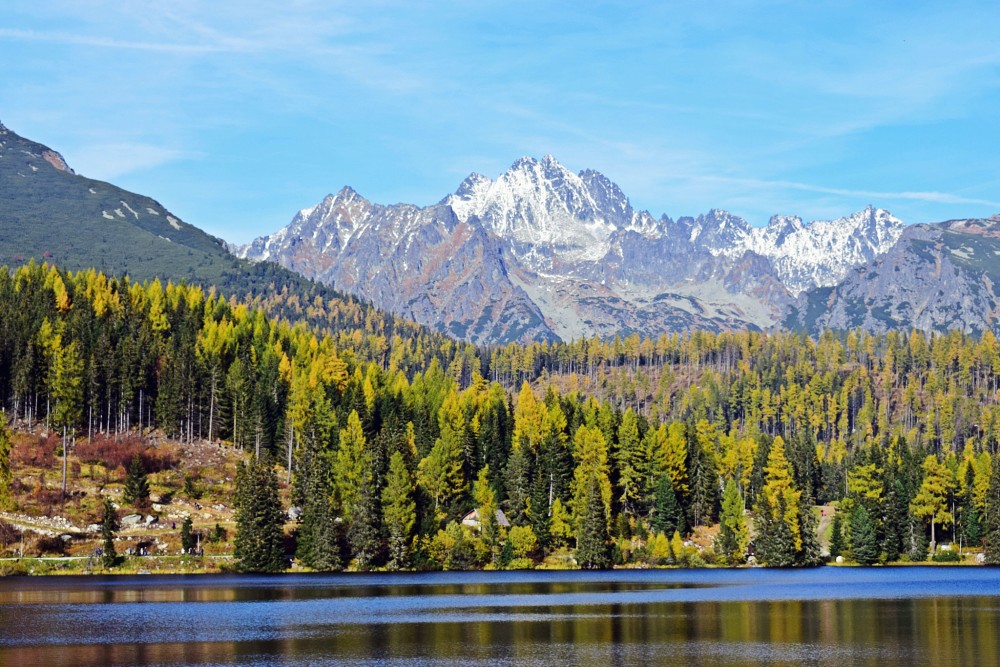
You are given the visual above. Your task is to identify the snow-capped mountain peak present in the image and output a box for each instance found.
[744,205,905,294]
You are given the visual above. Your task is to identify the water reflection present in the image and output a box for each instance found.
[1,569,998,666]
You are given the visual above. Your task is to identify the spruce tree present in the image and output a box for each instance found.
[527,471,552,551]
[850,505,879,565]
[123,453,150,507]
[100,497,118,568]
[576,477,612,569]
[754,495,796,567]
[0,421,11,511]
[829,511,845,559]
[181,516,195,554]
[234,456,286,573]
[651,475,684,537]
[985,456,1000,564]
[347,467,383,570]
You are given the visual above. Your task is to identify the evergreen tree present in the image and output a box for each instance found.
[687,433,719,528]
[234,456,286,573]
[985,456,1000,564]
[526,471,552,551]
[295,441,342,571]
[575,476,612,569]
[797,501,823,566]
[850,505,879,565]
[347,465,383,570]
[0,421,11,510]
[755,495,796,567]
[100,497,118,568]
[123,453,150,507]
[382,451,416,570]
[829,511,845,559]
[651,474,684,537]
[181,516,196,554]
[716,478,748,565]
[880,476,908,562]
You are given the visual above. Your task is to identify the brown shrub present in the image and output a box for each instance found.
[0,519,19,547]
[32,534,67,556]
[75,434,177,473]
[11,434,58,468]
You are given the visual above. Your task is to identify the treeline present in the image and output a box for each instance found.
[2,262,1000,570]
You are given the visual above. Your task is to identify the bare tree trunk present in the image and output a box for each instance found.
[61,426,68,497]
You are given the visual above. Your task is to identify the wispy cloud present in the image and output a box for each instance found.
[69,143,191,180]
[698,176,1000,210]
[0,27,245,54]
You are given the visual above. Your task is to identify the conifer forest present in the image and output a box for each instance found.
[2,262,1000,572]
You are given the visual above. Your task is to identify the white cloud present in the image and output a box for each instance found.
[68,143,191,180]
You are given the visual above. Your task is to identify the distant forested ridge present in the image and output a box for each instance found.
[1,262,999,569]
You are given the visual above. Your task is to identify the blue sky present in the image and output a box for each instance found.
[2,1,999,243]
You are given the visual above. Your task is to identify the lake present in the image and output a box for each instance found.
[1,567,999,666]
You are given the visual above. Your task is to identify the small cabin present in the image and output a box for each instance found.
[461,508,511,530]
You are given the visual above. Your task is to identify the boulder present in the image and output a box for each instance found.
[145,515,158,525]
[121,513,143,527]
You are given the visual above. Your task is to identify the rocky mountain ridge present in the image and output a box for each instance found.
[236,156,914,343]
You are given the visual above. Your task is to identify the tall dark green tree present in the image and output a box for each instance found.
[0,421,11,510]
[754,494,797,567]
[181,516,197,554]
[850,505,879,565]
[100,497,118,568]
[123,453,150,507]
[347,464,383,570]
[985,456,1000,564]
[575,476,612,569]
[651,475,684,537]
[829,511,845,559]
[234,456,286,573]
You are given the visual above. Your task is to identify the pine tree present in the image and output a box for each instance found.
[382,451,416,570]
[526,472,552,551]
[181,516,196,554]
[755,495,796,567]
[123,453,150,507]
[575,476,612,569]
[347,467,383,570]
[100,497,118,569]
[0,421,11,510]
[651,474,684,537]
[295,442,342,571]
[716,478,748,565]
[234,457,286,573]
[985,456,1000,564]
[850,505,879,565]
[829,511,845,559]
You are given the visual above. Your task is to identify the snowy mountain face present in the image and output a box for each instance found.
[682,206,905,295]
[237,156,909,343]
[441,155,661,269]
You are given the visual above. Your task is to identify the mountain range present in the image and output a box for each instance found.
[4,119,999,343]
[238,155,962,343]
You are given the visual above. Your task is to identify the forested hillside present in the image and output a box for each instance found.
[1,262,1000,571]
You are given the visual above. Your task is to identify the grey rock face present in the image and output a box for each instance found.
[788,218,1000,334]
[239,156,913,343]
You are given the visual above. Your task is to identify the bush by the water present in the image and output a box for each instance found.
[931,549,961,563]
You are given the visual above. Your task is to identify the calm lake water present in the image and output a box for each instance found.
[1,567,999,666]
